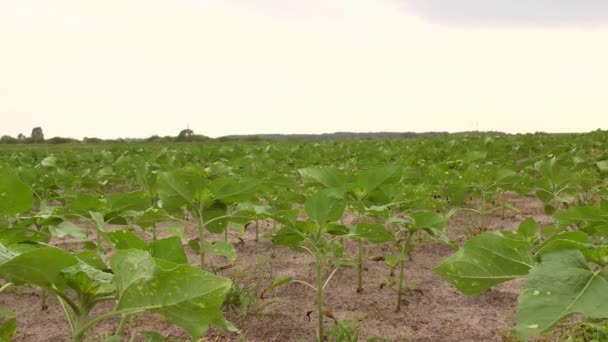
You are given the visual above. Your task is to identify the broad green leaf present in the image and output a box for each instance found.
[349,223,394,244]
[150,237,188,264]
[271,209,299,226]
[555,205,608,236]
[298,167,347,190]
[516,250,608,339]
[110,249,156,296]
[157,171,205,211]
[204,202,229,234]
[535,231,608,265]
[410,211,447,231]
[106,191,150,213]
[0,245,18,265]
[272,226,305,250]
[325,223,349,236]
[208,178,258,203]
[495,168,517,184]
[0,164,33,216]
[64,193,105,215]
[106,230,148,250]
[202,240,236,264]
[49,221,87,240]
[356,165,400,197]
[76,250,108,270]
[129,208,170,229]
[62,261,115,297]
[96,166,115,178]
[157,295,235,337]
[0,227,50,246]
[0,246,78,290]
[434,233,533,295]
[305,189,345,224]
[445,181,468,206]
[89,211,108,232]
[113,251,232,337]
[40,155,57,168]
[517,218,538,241]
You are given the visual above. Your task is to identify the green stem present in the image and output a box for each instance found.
[72,310,127,342]
[201,214,234,228]
[54,289,81,315]
[480,192,487,232]
[115,313,130,337]
[41,289,48,310]
[357,239,363,293]
[271,220,277,258]
[255,219,259,242]
[198,211,206,270]
[316,255,325,341]
[57,296,76,332]
[151,224,157,241]
[396,251,406,312]
[0,282,13,293]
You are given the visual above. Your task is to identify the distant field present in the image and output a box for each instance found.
[1,132,608,341]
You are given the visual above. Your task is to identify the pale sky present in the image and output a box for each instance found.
[1,0,607,139]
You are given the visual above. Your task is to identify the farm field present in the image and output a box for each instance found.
[1,132,608,341]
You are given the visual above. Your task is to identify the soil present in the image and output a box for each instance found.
[0,193,553,341]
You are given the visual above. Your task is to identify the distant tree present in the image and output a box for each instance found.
[30,127,44,143]
[177,128,194,141]
[46,137,79,144]
[83,137,104,143]
[17,133,26,142]
[0,135,18,144]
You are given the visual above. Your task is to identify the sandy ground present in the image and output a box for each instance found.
[0,193,553,341]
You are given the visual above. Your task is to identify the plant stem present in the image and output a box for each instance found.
[57,296,76,332]
[198,211,206,270]
[255,219,259,242]
[396,252,406,312]
[41,289,48,310]
[357,239,363,293]
[316,255,325,341]
[271,220,277,258]
[0,282,13,293]
[115,313,130,337]
[72,310,126,342]
[54,289,81,314]
[480,192,487,232]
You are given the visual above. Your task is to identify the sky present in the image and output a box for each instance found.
[1,0,607,139]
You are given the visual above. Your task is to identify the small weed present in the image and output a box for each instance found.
[224,268,283,317]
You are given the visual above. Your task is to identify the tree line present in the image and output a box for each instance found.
[0,128,211,144]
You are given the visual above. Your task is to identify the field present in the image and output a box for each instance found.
[1,132,608,341]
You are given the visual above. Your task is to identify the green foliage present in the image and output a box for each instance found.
[0,309,16,341]
[516,250,608,340]
[0,164,33,216]
[2,131,608,340]
[434,232,533,295]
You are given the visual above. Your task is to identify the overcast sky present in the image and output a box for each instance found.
[1,0,607,139]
